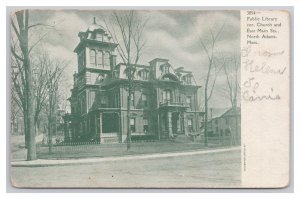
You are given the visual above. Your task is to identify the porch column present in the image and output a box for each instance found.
[177,113,181,133]
[167,112,173,138]
[88,115,90,136]
[183,113,188,136]
[68,122,72,141]
[95,114,98,135]
[63,121,68,141]
[157,112,161,140]
[118,113,122,143]
[99,112,103,143]
[156,88,160,107]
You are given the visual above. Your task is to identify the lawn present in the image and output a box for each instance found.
[36,140,234,160]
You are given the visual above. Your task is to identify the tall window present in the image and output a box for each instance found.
[143,118,149,133]
[130,92,135,107]
[187,118,193,132]
[89,91,95,110]
[162,90,172,103]
[90,49,96,66]
[186,96,192,108]
[130,118,136,133]
[96,51,103,67]
[104,52,110,66]
[142,93,148,107]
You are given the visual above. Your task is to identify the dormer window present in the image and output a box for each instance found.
[96,33,103,41]
[160,64,170,74]
[103,34,108,42]
[183,74,192,85]
[138,69,149,80]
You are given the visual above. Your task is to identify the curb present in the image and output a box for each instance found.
[11,147,241,168]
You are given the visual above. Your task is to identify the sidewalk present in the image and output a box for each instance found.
[11,146,240,167]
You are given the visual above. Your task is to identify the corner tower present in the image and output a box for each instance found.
[74,17,118,87]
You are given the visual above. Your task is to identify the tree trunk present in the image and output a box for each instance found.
[24,53,37,160]
[234,105,238,146]
[204,87,208,146]
[48,103,53,153]
[127,87,131,151]
[34,113,39,136]
[23,113,29,148]
[16,10,37,160]
[48,116,53,153]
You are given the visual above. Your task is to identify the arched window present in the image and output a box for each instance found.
[96,51,103,67]
[90,49,96,66]
[104,52,110,66]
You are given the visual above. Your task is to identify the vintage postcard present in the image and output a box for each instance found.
[9,9,290,188]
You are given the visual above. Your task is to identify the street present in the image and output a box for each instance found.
[11,149,241,188]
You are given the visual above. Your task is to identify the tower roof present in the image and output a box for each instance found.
[87,17,106,32]
[74,17,117,53]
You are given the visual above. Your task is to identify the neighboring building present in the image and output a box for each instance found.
[206,107,241,145]
[64,19,203,143]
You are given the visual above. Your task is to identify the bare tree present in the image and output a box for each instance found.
[32,53,52,136]
[11,99,22,134]
[200,24,225,146]
[105,11,148,150]
[221,54,240,108]
[45,60,65,153]
[11,9,56,160]
[11,10,37,160]
[219,53,240,146]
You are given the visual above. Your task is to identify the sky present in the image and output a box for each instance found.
[25,9,240,110]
